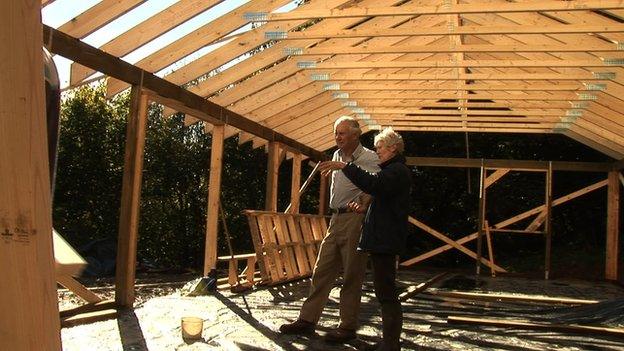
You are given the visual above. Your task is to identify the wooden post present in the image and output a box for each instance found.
[544,162,553,280]
[606,171,620,280]
[319,173,329,215]
[115,86,148,308]
[290,153,302,213]
[265,142,280,211]
[476,163,486,275]
[204,125,224,276]
[0,2,62,349]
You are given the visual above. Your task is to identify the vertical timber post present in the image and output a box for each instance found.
[0,2,62,349]
[290,153,302,214]
[266,142,280,211]
[606,171,620,280]
[544,162,553,280]
[115,86,148,308]
[204,125,224,276]
[476,162,486,275]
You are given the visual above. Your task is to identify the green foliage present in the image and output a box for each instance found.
[53,84,127,248]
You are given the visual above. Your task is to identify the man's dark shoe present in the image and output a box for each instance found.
[279,319,315,335]
[324,327,357,343]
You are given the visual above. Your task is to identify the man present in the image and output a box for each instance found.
[279,116,380,342]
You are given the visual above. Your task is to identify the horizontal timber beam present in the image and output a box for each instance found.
[43,25,325,161]
[301,59,615,69]
[406,157,613,172]
[290,44,622,56]
[313,72,614,81]
[262,1,624,21]
[274,24,624,40]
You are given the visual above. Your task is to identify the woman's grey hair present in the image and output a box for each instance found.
[374,127,404,153]
[334,116,362,136]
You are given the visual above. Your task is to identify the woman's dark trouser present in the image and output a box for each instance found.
[371,253,402,350]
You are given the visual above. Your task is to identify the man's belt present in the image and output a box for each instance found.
[330,207,351,214]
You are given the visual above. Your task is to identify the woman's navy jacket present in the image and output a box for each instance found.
[342,154,411,255]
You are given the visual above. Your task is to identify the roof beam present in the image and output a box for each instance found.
[289,43,623,55]
[404,157,613,172]
[260,1,624,21]
[342,91,588,100]
[273,24,624,40]
[42,25,325,161]
[57,0,146,39]
[312,72,616,81]
[299,59,616,69]
[330,82,590,91]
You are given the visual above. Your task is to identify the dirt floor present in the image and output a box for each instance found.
[59,270,624,350]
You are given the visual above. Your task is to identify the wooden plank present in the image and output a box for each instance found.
[291,43,622,55]
[203,125,224,275]
[42,25,325,161]
[429,291,598,305]
[484,224,496,278]
[114,86,148,308]
[57,276,102,304]
[484,169,509,189]
[70,0,224,85]
[265,142,280,212]
[315,72,613,81]
[399,272,450,302]
[281,24,624,39]
[330,82,585,91]
[447,315,624,337]
[525,210,546,232]
[298,217,319,268]
[61,309,119,328]
[476,165,486,275]
[606,171,621,280]
[59,300,116,319]
[289,153,302,214]
[53,228,86,277]
[273,215,297,280]
[285,161,320,214]
[244,214,269,282]
[545,163,553,280]
[405,157,612,172]
[266,1,624,21]
[0,3,61,348]
[57,0,145,39]
[258,215,283,283]
[286,215,311,275]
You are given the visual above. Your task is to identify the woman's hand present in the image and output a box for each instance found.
[318,161,346,177]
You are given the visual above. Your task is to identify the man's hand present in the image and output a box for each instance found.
[346,201,366,214]
[318,161,347,177]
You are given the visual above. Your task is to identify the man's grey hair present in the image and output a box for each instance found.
[334,116,362,136]
[374,127,404,153]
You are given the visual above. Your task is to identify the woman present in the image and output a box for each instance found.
[319,127,411,351]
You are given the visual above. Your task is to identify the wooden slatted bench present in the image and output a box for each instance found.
[243,210,328,286]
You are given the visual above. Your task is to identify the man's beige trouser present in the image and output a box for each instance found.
[299,212,367,330]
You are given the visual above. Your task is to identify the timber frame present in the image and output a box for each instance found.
[2,2,624,348]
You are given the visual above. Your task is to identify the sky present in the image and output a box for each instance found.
[41,0,298,89]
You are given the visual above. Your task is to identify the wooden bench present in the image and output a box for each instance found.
[244,211,328,286]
